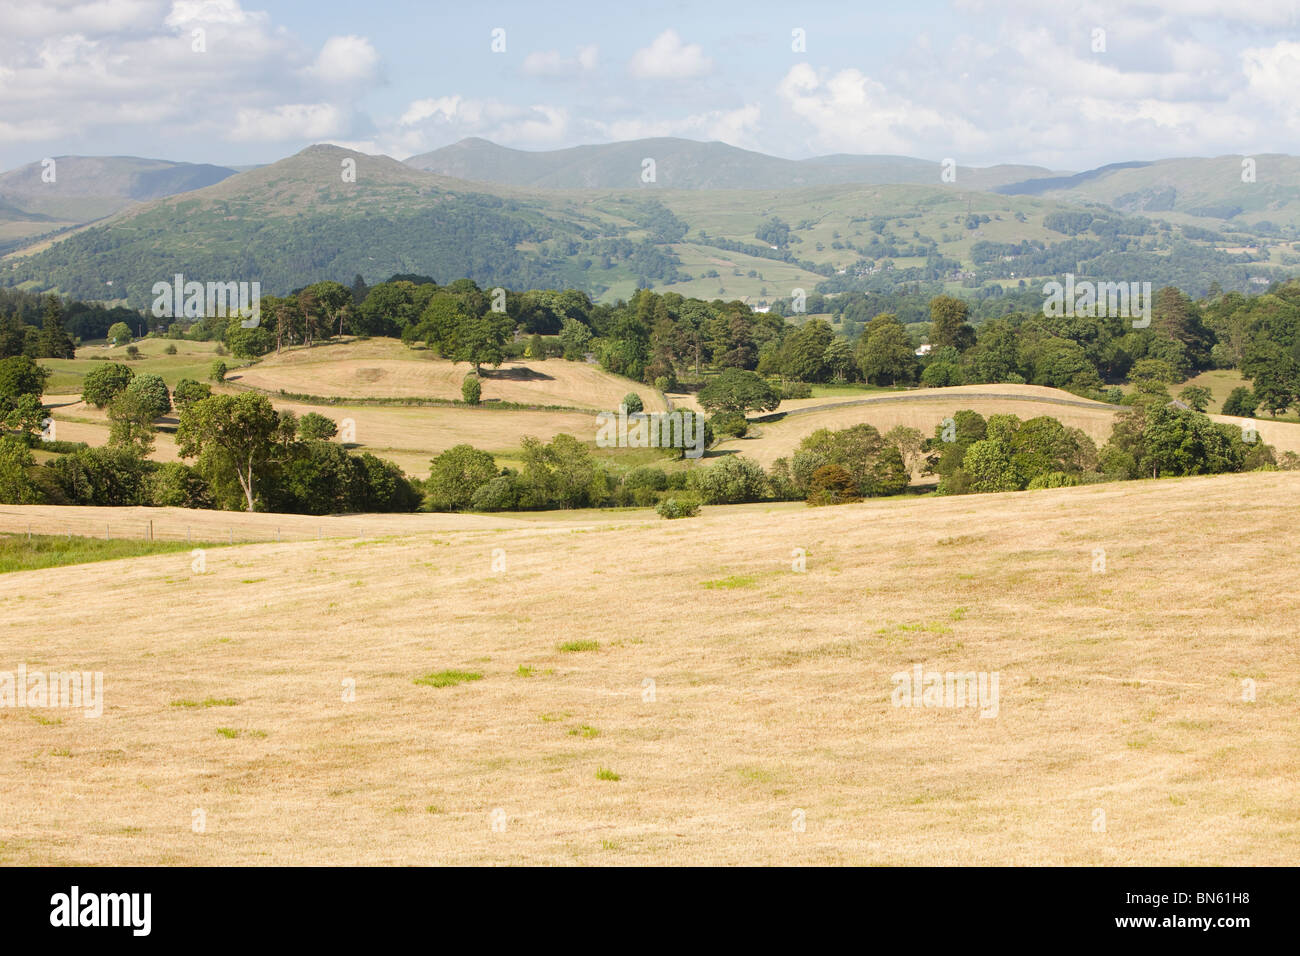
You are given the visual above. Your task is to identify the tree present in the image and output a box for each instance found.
[210,360,227,382]
[622,392,644,413]
[106,389,159,454]
[518,433,604,509]
[37,295,75,359]
[0,355,50,408]
[125,372,171,419]
[857,316,916,385]
[0,436,40,504]
[173,379,212,409]
[107,321,132,345]
[176,393,292,512]
[1178,385,1212,412]
[297,412,338,441]
[79,362,133,408]
[455,313,508,374]
[781,319,834,382]
[558,317,593,360]
[426,444,498,511]
[697,368,780,415]
[461,374,482,405]
[4,393,45,441]
[1221,386,1257,417]
[928,295,974,351]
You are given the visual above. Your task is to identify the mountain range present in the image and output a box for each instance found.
[1,139,1297,309]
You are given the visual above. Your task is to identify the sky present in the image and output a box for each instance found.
[1,0,1299,172]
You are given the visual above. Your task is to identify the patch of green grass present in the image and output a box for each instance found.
[701,574,758,589]
[414,670,483,688]
[516,665,535,677]
[558,640,599,653]
[216,727,266,739]
[171,697,239,709]
[0,533,222,575]
[569,725,600,739]
[595,767,621,781]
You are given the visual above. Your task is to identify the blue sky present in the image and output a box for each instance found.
[2,0,1299,171]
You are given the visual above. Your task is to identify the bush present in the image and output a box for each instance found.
[656,493,701,519]
[173,379,212,409]
[147,462,213,508]
[164,343,178,355]
[687,456,768,503]
[709,410,749,439]
[806,463,860,505]
[622,392,644,414]
[623,466,669,493]
[469,474,520,511]
[125,344,140,360]
[1026,471,1079,490]
[210,360,227,382]
[426,444,496,510]
[461,374,482,405]
[780,381,812,400]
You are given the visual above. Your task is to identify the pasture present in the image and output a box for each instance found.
[2,472,1296,864]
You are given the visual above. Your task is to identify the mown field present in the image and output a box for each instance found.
[1,471,1296,865]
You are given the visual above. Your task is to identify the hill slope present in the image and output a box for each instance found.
[2,470,1296,864]
[406,136,1059,191]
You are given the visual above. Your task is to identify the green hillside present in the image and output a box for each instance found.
[3,144,1298,309]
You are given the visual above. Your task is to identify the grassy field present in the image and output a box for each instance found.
[1,471,1296,864]
[0,533,222,574]
[232,338,666,412]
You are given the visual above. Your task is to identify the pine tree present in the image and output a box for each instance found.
[37,295,74,359]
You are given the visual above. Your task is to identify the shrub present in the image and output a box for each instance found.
[656,494,701,519]
[125,344,140,360]
[622,392,644,414]
[709,410,748,439]
[147,462,213,508]
[107,321,132,346]
[164,343,178,355]
[461,374,482,405]
[173,379,211,409]
[687,456,769,504]
[780,381,812,400]
[1026,471,1078,490]
[806,463,860,506]
[468,474,520,511]
[210,360,227,382]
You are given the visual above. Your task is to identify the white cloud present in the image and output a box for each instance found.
[521,44,598,77]
[304,35,381,86]
[628,29,711,80]
[231,103,346,141]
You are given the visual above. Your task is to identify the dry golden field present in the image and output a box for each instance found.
[2,471,1297,865]
[232,339,666,411]
[720,384,1300,468]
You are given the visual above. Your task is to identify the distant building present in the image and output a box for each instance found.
[915,343,933,356]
